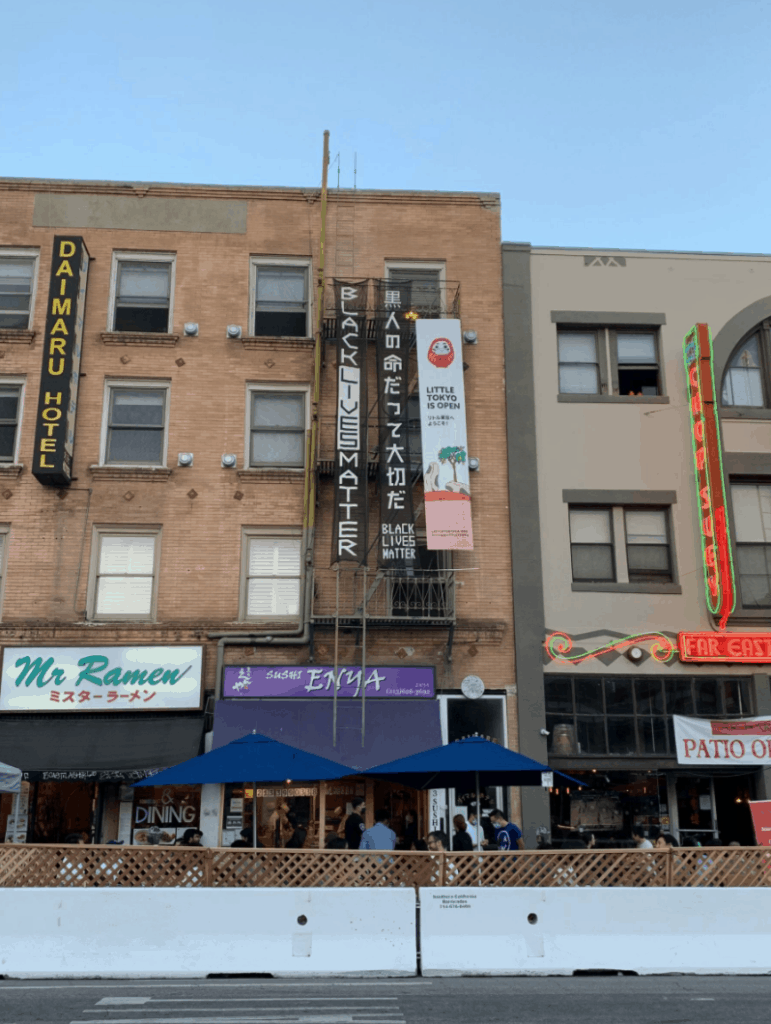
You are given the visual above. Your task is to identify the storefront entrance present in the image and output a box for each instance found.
[29,781,96,843]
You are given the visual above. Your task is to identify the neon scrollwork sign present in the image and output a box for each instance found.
[545,632,677,665]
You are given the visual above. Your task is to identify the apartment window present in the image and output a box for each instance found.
[386,267,443,317]
[558,332,600,394]
[569,508,615,582]
[554,322,664,398]
[251,263,309,338]
[0,383,23,463]
[545,676,753,757]
[625,509,671,583]
[103,384,168,465]
[0,253,37,329]
[722,331,766,408]
[731,482,771,607]
[91,531,159,619]
[569,504,674,587]
[243,533,302,619]
[111,255,173,333]
[249,390,306,468]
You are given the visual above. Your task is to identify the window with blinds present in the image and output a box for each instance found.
[112,256,174,334]
[93,533,158,619]
[245,535,302,618]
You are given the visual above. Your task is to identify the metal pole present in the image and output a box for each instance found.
[10,790,19,843]
[252,783,257,849]
[333,566,340,746]
[475,770,482,852]
[361,566,367,746]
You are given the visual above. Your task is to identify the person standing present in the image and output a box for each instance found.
[360,809,397,851]
[489,809,525,850]
[466,809,486,847]
[344,797,366,850]
[452,814,474,852]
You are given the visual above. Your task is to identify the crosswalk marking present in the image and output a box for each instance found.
[95,1000,399,1006]
[73,1018,404,1024]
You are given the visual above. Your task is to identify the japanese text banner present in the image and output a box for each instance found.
[416,319,473,550]
[376,284,416,568]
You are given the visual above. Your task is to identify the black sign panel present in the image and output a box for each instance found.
[376,287,416,567]
[332,281,369,563]
[32,236,90,487]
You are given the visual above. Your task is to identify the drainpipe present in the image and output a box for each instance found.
[208,539,314,699]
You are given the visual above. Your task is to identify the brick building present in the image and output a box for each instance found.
[505,242,771,847]
[0,175,516,848]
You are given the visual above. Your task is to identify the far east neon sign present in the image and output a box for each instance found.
[683,323,736,630]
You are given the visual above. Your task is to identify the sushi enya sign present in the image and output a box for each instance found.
[223,664,435,698]
[0,646,203,712]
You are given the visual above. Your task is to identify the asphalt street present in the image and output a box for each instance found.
[0,976,769,1024]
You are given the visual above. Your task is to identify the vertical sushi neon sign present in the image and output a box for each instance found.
[683,323,736,630]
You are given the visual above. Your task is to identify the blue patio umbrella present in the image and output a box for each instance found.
[134,731,356,848]
[362,736,584,850]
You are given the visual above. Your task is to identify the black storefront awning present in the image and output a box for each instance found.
[0,713,205,781]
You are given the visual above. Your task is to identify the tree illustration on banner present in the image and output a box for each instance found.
[438,445,467,482]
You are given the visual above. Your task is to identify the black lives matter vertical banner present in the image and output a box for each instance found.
[32,236,90,487]
[332,281,369,563]
[376,283,416,567]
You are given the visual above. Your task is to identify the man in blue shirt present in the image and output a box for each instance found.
[490,808,525,850]
[359,808,397,851]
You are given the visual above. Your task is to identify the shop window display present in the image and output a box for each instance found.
[131,785,201,846]
[545,675,752,757]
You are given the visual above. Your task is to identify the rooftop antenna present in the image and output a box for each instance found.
[354,152,357,190]
[330,152,340,189]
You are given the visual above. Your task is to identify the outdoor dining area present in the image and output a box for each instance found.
[1,736,769,889]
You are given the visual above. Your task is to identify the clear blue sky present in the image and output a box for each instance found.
[3,0,769,252]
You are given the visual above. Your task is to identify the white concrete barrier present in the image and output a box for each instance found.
[419,887,771,975]
[0,888,416,978]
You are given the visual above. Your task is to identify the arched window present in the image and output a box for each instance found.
[722,332,765,407]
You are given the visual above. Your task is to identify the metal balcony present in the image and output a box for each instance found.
[312,567,455,625]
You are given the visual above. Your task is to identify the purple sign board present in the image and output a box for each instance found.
[223,665,435,699]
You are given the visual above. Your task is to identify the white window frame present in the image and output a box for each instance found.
[0,377,26,465]
[249,257,313,339]
[87,526,162,622]
[384,261,447,315]
[240,527,304,622]
[99,379,171,467]
[568,504,676,586]
[107,251,176,333]
[0,248,40,331]
[244,383,310,471]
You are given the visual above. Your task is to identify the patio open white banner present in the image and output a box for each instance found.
[673,714,771,765]
[415,319,473,550]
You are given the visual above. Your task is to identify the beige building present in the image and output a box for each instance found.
[505,243,771,847]
[0,176,516,848]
